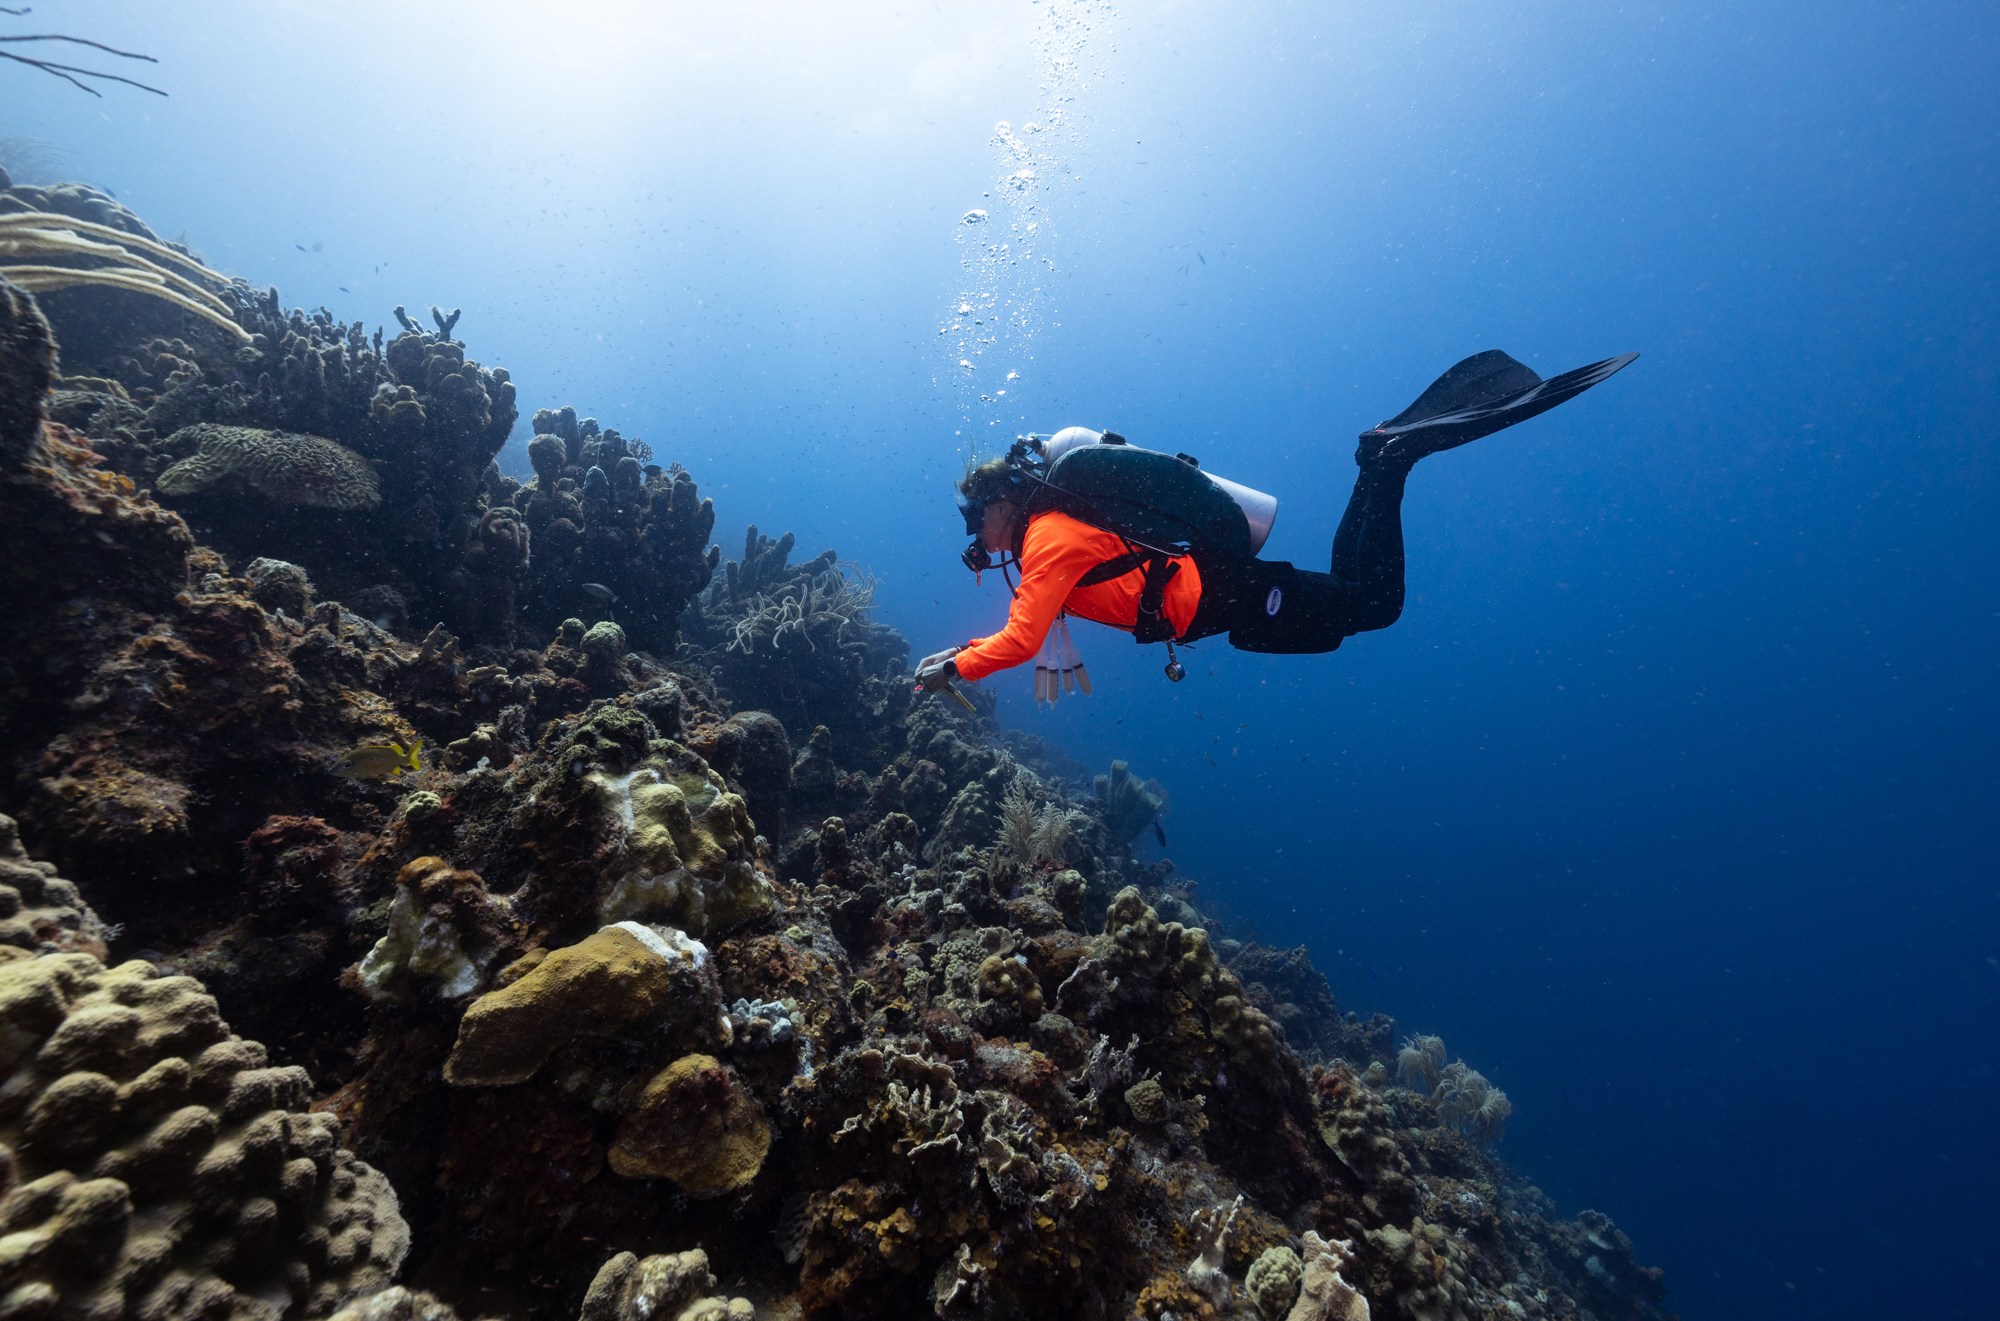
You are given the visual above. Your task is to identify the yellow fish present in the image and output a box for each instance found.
[332,738,422,781]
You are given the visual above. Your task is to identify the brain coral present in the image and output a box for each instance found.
[0,952,410,1318]
[155,423,382,510]
[1245,1244,1303,1320]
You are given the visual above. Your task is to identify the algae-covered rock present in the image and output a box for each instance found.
[0,952,408,1317]
[327,1286,466,1320]
[0,275,54,464]
[553,702,654,777]
[580,1247,755,1320]
[580,620,626,661]
[244,555,314,616]
[443,922,717,1087]
[607,1053,771,1197]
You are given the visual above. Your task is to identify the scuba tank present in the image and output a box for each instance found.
[1031,427,1278,555]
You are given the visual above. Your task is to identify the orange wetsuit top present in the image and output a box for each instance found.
[952,510,1203,682]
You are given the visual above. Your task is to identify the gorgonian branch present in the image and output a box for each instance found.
[0,32,166,96]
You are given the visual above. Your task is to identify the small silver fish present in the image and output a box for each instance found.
[580,582,619,604]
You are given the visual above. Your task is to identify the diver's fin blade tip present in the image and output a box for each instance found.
[1384,349,1544,430]
[1366,348,1642,452]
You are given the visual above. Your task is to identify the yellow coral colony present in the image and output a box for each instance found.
[0,211,251,341]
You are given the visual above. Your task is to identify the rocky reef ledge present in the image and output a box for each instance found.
[0,175,1672,1320]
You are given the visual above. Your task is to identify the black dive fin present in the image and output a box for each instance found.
[1382,350,1544,431]
[1364,350,1639,453]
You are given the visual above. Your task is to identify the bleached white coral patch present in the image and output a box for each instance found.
[606,919,709,970]
[1184,1194,1243,1304]
[593,766,663,833]
[728,996,814,1078]
[358,886,508,1002]
[1294,1232,1371,1321]
[581,747,771,939]
[600,865,694,926]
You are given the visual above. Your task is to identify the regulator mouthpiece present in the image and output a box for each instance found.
[961,538,992,574]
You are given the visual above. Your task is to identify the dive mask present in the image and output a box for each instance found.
[958,492,992,574]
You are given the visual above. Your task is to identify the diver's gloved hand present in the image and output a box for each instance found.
[914,655,960,692]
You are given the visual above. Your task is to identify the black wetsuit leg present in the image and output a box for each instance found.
[1326,454,1411,629]
[1212,457,1412,654]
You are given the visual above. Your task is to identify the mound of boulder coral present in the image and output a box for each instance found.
[0,952,408,1317]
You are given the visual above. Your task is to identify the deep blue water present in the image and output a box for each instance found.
[12,3,1997,1317]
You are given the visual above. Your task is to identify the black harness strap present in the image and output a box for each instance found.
[1130,553,1181,643]
[1073,544,1181,642]
[1076,551,1147,586]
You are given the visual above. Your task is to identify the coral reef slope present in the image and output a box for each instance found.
[0,188,1672,1321]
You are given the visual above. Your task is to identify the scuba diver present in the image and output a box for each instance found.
[915,349,1637,699]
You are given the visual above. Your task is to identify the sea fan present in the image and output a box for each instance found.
[994,776,1041,862]
[1029,803,1084,868]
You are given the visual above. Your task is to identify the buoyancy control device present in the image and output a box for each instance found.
[1032,427,1278,558]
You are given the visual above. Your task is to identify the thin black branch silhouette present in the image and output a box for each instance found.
[1,29,166,97]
